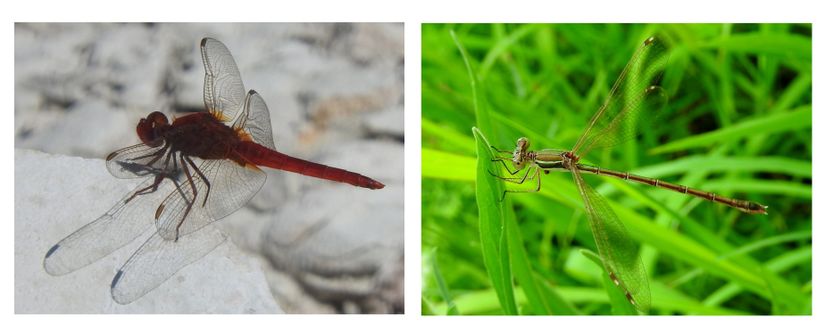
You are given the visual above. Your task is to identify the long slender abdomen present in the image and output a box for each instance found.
[234,141,384,189]
[575,163,766,214]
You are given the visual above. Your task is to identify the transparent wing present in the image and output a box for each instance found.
[106,143,175,179]
[154,157,266,240]
[572,36,669,157]
[571,167,650,312]
[233,90,276,150]
[149,90,274,241]
[42,172,184,275]
[201,37,246,122]
[110,225,226,304]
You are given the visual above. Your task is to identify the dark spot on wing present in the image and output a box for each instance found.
[155,203,165,220]
[111,270,124,289]
[45,244,60,258]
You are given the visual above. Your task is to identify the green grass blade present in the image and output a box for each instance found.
[427,249,460,315]
[452,30,494,138]
[479,24,541,79]
[649,105,811,154]
[609,204,808,309]
[423,24,811,315]
[422,118,477,154]
[505,204,552,314]
[704,32,812,61]
[422,148,475,181]
[632,156,812,179]
[473,128,518,314]
[582,249,638,314]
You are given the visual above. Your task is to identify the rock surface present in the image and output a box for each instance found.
[15,149,283,313]
[14,23,404,313]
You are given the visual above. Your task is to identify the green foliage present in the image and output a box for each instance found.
[421,23,812,315]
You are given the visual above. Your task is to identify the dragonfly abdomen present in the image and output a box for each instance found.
[235,141,385,189]
[576,164,767,214]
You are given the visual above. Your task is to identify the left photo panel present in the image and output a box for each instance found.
[15,23,404,313]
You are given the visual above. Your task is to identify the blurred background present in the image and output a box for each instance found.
[421,24,811,315]
[15,22,404,313]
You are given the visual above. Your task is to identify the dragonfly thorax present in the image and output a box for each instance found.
[560,151,579,169]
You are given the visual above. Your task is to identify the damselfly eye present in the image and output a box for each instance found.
[516,137,529,150]
[512,155,524,170]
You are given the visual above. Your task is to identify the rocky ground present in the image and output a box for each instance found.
[15,22,404,313]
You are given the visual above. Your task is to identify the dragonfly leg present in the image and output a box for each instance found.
[127,142,170,164]
[497,165,538,184]
[490,157,520,176]
[123,148,174,204]
[156,145,179,176]
[490,145,512,154]
[489,146,518,165]
[174,154,198,242]
[184,155,210,207]
[499,165,541,201]
[169,147,178,171]
[125,173,164,204]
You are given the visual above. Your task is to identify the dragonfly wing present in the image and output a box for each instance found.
[233,90,276,150]
[201,37,246,122]
[571,167,651,312]
[110,225,226,304]
[155,158,266,240]
[572,36,669,156]
[106,143,176,179]
[43,177,174,275]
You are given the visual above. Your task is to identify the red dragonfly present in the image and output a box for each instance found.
[43,37,384,304]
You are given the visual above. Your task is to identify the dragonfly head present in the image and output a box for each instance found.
[137,111,170,147]
[512,137,530,170]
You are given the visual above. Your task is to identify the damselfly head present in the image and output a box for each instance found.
[516,137,530,150]
[512,137,530,170]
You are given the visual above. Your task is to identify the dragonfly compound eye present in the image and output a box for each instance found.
[137,111,169,147]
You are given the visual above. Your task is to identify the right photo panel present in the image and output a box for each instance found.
[421,23,811,315]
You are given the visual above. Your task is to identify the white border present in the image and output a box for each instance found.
[4,0,820,333]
